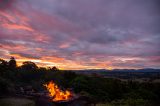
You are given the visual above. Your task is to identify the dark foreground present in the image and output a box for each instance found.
[0,58,160,106]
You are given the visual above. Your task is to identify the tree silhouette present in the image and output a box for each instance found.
[21,61,38,71]
[51,66,59,71]
[8,57,17,68]
[0,58,8,67]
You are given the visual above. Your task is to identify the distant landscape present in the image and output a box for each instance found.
[0,57,160,106]
[73,69,160,81]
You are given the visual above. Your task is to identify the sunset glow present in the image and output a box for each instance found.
[0,0,160,70]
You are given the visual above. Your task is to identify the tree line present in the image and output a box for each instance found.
[0,57,160,106]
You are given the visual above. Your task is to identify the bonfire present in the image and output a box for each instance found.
[44,81,73,102]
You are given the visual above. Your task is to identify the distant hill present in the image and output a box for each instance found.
[69,68,160,73]
[68,68,160,79]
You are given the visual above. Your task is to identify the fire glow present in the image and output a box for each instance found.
[44,81,73,102]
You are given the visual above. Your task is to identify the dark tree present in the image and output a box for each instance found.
[51,66,59,71]
[0,59,8,77]
[8,57,17,68]
[21,61,38,71]
[0,58,8,67]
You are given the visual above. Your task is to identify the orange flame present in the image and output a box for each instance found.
[44,81,72,101]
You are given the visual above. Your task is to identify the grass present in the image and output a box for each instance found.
[0,97,35,106]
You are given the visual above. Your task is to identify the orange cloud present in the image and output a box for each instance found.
[41,56,65,63]
[2,23,34,31]
[5,53,40,66]
[1,44,29,52]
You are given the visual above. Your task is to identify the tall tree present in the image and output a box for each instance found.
[8,57,17,68]
[0,58,8,67]
[21,61,38,71]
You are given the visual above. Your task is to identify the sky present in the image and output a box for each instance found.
[0,0,160,70]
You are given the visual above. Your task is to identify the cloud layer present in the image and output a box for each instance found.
[0,0,160,69]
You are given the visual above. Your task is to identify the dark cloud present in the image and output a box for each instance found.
[10,52,40,59]
[0,0,15,10]
[0,0,160,69]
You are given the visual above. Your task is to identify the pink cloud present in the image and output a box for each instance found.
[2,23,34,31]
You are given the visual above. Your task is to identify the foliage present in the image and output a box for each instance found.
[0,57,160,105]
[8,57,17,69]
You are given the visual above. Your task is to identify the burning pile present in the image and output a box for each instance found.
[44,81,73,102]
